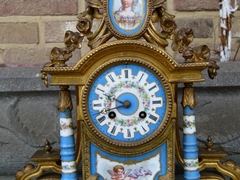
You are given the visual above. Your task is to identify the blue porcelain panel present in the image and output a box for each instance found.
[89,142,167,180]
[108,0,147,35]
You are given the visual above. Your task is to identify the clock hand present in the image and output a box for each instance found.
[103,93,116,102]
[103,92,133,106]
[98,105,124,114]
[112,97,124,104]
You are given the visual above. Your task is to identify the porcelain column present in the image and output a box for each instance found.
[182,83,200,180]
[58,86,78,180]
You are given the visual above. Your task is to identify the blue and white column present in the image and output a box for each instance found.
[58,86,78,180]
[182,83,200,180]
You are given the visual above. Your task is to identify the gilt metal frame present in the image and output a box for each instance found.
[15,0,240,179]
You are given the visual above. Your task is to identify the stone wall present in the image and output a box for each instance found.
[1,0,240,177]
[1,63,240,176]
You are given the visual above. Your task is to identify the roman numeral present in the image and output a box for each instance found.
[108,74,115,82]
[141,125,147,132]
[148,85,157,91]
[153,100,162,105]
[138,73,144,82]
[97,116,106,123]
[127,129,131,137]
[110,126,117,134]
[93,103,102,107]
[149,114,158,122]
[124,70,128,78]
[96,88,104,93]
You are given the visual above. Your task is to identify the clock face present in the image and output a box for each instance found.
[87,63,171,143]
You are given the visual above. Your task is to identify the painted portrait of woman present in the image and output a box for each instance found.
[113,0,143,30]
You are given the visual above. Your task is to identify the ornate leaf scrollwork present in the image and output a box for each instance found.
[76,4,113,49]
[76,10,93,35]
[183,45,211,63]
[58,86,73,112]
[208,60,220,79]
[44,30,83,68]
[146,7,177,49]
[171,28,194,53]
[171,27,211,63]
[182,83,196,109]
[222,160,240,175]
[65,30,84,49]
[41,72,49,87]
[85,0,103,19]
[170,27,219,78]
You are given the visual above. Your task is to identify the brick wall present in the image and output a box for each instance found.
[0,0,85,67]
[0,0,239,67]
[0,0,240,66]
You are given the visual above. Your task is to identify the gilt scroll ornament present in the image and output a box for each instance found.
[42,0,219,82]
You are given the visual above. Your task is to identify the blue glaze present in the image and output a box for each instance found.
[59,109,72,118]
[59,108,78,179]
[61,173,78,180]
[183,105,200,180]
[88,64,167,142]
[90,142,167,180]
[108,0,147,35]
[183,171,200,180]
[183,106,195,115]
[116,93,139,115]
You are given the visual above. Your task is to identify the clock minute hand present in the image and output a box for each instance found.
[103,93,115,102]
[97,100,131,114]
[112,98,124,104]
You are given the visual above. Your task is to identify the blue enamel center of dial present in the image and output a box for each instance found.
[116,93,139,115]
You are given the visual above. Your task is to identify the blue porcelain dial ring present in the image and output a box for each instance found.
[87,63,170,144]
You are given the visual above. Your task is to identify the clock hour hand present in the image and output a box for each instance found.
[98,105,124,114]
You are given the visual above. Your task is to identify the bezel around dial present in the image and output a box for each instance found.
[82,58,172,147]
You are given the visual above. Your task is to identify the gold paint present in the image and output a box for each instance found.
[81,120,176,179]
[199,145,240,179]
[87,175,98,180]
[16,149,61,180]
[82,58,173,147]
[182,83,196,109]
[58,85,73,112]
[95,150,161,165]
[19,0,231,179]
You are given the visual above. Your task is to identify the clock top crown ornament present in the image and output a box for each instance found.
[42,0,218,84]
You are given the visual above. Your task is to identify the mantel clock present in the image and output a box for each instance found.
[16,0,223,180]
[80,54,175,180]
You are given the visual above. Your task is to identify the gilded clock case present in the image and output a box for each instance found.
[79,40,174,152]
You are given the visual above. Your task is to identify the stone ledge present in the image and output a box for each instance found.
[0,62,240,92]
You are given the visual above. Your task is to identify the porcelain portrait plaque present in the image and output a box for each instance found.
[104,0,152,39]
